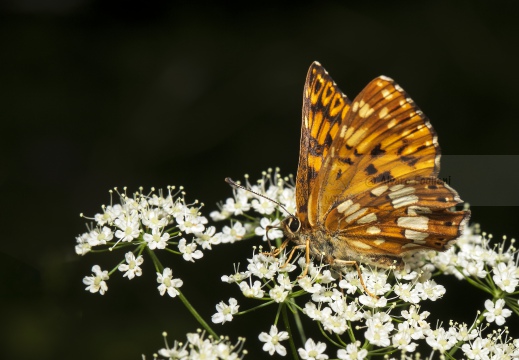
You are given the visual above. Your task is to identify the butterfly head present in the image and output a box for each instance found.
[280,215,301,239]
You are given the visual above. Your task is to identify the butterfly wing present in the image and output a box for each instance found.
[301,67,469,259]
[324,178,469,265]
[296,62,351,227]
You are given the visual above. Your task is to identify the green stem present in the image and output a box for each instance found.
[145,247,218,338]
[282,304,299,360]
[177,289,218,339]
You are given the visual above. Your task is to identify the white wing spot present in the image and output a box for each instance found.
[340,125,348,138]
[392,195,419,208]
[352,101,359,112]
[404,230,428,243]
[350,240,372,250]
[398,216,429,231]
[371,185,388,197]
[388,187,416,199]
[359,104,374,118]
[347,127,368,147]
[373,239,385,246]
[387,119,398,128]
[389,184,405,191]
[366,226,381,235]
[345,208,368,223]
[337,199,354,214]
[357,213,377,224]
[379,107,389,119]
[381,89,391,98]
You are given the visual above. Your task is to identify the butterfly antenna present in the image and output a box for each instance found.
[225,177,294,217]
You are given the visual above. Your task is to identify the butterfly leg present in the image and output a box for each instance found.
[334,259,378,299]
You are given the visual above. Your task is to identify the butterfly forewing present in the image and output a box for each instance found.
[297,62,351,227]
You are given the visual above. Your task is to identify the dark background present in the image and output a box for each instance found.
[2,1,519,359]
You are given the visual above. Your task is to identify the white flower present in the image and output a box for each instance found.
[484,298,512,326]
[425,327,457,352]
[364,312,393,347]
[258,325,289,356]
[75,233,91,255]
[255,217,283,240]
[239,280,264,298]
[359,294,387,308]
[298,338,328,360]
[211,298,239,324]
[158,340,188,359]
[118,252,143,279]
[143,228,170,250]
[493,262,519,293]
[223,195,250,215]
[247,254,279,279]
[337,341,367,360]
[156,267,183,297]
[86,226,114,246]
[269,285,289,303]
[178,238,203,262]
[221,222,246,243]
[94,204,122,225]
[140,209,169,229]
[83,265,109,295]
[415,280,445,301]
[194,226,221,250]
[176,213,206,234]
[394,283,421,304]
[251,196,277,215]
[114,214,141,242]
[304,302,332,322]
[461,337,491,359]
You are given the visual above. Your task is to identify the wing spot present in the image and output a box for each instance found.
[345,208,368,223]
[392,195,419,208]
[337,200,354,214]
[381,89,391,98]
[371,185,388,197]
[359,104,374,118]
[387,119,398,129]
[397,216,429,231]
[339,125,348,138]
[379,107,389,119]
[373,239,385,246]
[350,240,372,250]
[404,230,428,243]
[357,213,377,224]
[366,226,381,235]
[365,164,378,175]
[352,101,359,112]
[389,184,405,191]
[346,127,368,147]
[388,186,416,199]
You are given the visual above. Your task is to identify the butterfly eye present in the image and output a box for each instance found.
[287,216,301,233]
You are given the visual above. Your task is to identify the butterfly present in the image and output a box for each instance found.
[227,62,469,296]
[277,62,470,284]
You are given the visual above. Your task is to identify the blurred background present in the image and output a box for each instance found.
[2,1,519,359]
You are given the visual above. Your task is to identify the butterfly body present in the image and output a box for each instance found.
[280,62,470,273]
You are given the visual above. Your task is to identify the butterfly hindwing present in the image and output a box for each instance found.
[324,178,469,258]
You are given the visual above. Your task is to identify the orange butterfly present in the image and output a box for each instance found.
[228,62,470,295]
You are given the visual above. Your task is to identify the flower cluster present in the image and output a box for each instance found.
[77,186,222,296]
[156,330,247,360]
[77,170,519,359]
[209,169,519,359]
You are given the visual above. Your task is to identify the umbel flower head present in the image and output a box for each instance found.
[210,169,519,359]
[76,186,226,296]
